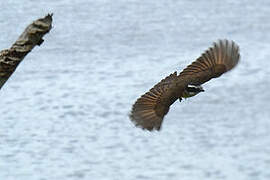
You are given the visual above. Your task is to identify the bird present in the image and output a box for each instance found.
[129,39,240,131]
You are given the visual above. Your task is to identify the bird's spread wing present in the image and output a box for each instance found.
[179,39,240,85]
[130,72,185,131]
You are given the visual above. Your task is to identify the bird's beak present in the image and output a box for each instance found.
[197,85,204,92]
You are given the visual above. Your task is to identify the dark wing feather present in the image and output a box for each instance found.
[179,39,240,85]
[130,72,185,131]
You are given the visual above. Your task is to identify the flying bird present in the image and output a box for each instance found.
[129,39,240,131]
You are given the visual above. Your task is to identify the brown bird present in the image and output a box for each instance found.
[129,39,240,131]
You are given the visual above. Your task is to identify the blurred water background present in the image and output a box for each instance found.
[0,0,270,180]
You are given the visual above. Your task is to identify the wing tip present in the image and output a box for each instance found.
[213,39,240,71]
[129,107,162,131]
[129,95,163,131]
[130,86,169,131]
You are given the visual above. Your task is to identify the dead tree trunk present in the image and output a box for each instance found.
[0,14,53,90]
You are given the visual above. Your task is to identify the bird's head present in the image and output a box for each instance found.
[181,85,204,99]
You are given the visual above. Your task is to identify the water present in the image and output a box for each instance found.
[0,0,270,180]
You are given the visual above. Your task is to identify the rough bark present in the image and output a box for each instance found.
[0,14,53,90]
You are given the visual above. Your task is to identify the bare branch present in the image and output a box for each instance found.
[0,14,53,90]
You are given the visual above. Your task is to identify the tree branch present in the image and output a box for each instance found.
[0,14,53,90]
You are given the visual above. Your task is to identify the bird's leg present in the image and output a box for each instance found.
[178,97,182,102]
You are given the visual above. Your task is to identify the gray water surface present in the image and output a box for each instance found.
[0,1,270,180]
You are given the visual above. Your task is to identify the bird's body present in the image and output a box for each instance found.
[130,39,240,131]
